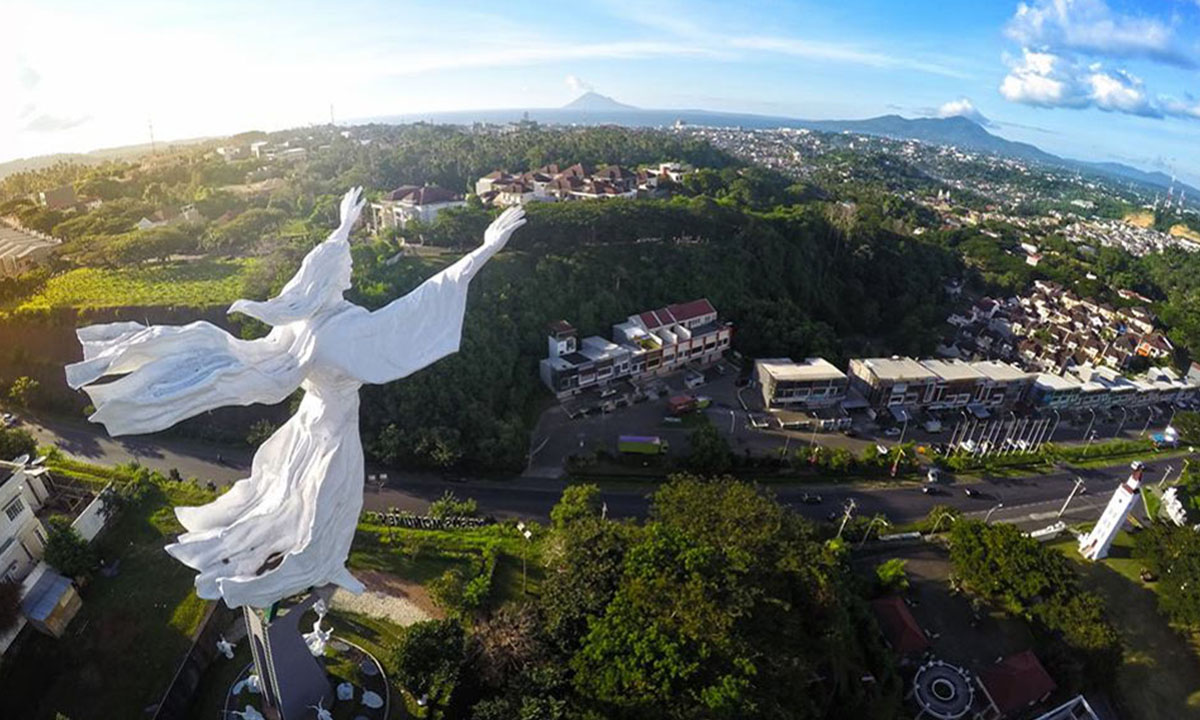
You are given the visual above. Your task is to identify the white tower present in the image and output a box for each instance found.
[1078,461,1144,561]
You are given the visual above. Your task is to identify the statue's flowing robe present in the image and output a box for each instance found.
[66,235,505,608]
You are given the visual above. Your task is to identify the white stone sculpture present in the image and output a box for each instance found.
[66,189,525,609]
[361,690,384,709]
[336,681,354,701]
[216,634,235,659]
[303,615,332,657]
[309,700,333,720]
[232,674,262,696]
[231,705,265,720]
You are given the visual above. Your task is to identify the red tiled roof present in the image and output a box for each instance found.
[668,298,716,322]
[386,185,462,205]
[870,596,928,655]
[979,650,1056,715]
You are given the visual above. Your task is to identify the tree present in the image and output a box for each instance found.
[1136,524,1200,629]
[550,484,601,529]
[874,558,909,593]
[392,618,467,701]
[686,420,731,474]
[43,515,96,579]
[0,428,37,461]
[571,475,900,719]
[8,376,40,409]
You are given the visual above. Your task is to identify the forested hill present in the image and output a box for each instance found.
[351,196,960,472]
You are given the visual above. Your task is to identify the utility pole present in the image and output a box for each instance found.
[836,499,857,539]
[148,117,156,155]
[1058,477,1086,517]
[1158,465,1175,488]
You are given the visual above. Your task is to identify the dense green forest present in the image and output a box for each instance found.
[413,477,903,720]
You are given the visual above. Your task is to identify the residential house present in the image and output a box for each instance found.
[370,186,466,232]
[36,185,76,210]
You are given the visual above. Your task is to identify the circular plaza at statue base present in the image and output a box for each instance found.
[910,659,975,720]
[223,636,390,720]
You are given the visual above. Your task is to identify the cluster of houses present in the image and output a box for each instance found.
[0,457,95,656]
[753,352,1199,430]
[943,280,1174,375]
[1064,217,1200,256]
[539,298,733,397]
[475,162,690,207]
[0,219,59,278]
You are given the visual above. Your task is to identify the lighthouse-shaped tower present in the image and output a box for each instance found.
[1078,461,1145,561]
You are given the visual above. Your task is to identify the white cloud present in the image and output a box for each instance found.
[999,48,1160,117]
[1007,0,1194,68]
[936,98,992,126]
[565,74,593,94]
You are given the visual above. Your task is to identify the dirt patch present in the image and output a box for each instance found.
[331,569,441,627]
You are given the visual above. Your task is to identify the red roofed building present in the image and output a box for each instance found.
[977,650,1057,718]
[370,185,466,232]
[870,595,929,655]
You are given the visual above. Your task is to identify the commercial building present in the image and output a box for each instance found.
[847,357,938,409]
[1029,372,1082,409]
[971,360,1033,409]
[539,299,732,398]
[754,358,848,409]
[918,359,986,411]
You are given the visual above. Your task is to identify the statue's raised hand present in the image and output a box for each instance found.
[483,206,527,250]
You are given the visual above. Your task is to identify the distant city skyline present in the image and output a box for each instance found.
[5,0,1200,184]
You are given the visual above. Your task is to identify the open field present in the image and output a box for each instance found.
[8,258,257,311]
[1051,531,1200,720]
[1124,211,1156,228]
[1170,224,1200,242]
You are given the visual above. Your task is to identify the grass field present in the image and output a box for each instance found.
[10,258,258,311]
[1051,532,1200,719]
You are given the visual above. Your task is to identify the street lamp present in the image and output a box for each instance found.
[983,502,1004,524]
[1084,408,1097,443]
[858,517,891,548]
[898,413,910,445]
[516,521,534,595]
[930,511,958,534]
[1085,429,1097,454]
[1115,406,1129,438]
[835,498,857,539]
[1141,407,1153,436]
[1058,477,1086,517]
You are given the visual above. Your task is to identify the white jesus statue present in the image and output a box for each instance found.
[66,188,525,609]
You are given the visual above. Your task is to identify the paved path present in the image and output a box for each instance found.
[16,411,1182,530]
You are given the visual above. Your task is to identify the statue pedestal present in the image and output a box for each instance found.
[243,588,334,720]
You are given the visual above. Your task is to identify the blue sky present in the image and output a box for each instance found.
[5,0,1200,184]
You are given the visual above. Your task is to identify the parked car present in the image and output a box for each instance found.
[963,487,980,498]
[800,493,823,505]
[1,413,15,427]
[922,486,943,495]
[883,427,901,437]
[926,467,941,484]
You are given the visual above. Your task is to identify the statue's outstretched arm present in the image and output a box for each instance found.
[321,207,525,385]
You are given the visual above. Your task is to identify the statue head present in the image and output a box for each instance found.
[228,187,364,326]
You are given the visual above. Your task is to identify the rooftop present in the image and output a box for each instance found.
[921,359,985,382]
[971,360,1030,382]
[1034,373,1081,391]
[855,357,937,382]
[757,357,846,383]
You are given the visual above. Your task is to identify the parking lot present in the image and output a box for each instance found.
[524,361,1187,478]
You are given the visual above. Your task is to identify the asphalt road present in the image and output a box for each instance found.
[17,410,1180,532]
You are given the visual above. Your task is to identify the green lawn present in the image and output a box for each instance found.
[0,475,219,719]
[10,258,258,311]
[1051,532,1200,720]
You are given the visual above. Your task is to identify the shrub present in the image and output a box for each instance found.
[0,580,21,633]
[43,515,96,579]
[391,618,466,701]
[429,490,478,520]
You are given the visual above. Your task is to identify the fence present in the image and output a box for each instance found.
[70,485,111,542]
[361,511,490,530]
[150,600,239,720]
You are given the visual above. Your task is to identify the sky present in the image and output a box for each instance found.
[4,0,1200,184]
